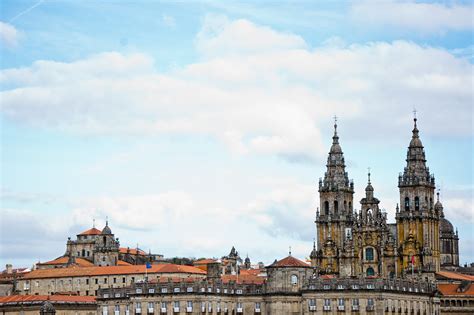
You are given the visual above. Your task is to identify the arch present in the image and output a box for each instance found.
[81,249,85,257]
[103,236,107,245]
[415,196,420,211]
[367,267,375,276]
[405,197,410,211]
[324,201,329,215]
[334,200,339,214]
[344,200,347,211]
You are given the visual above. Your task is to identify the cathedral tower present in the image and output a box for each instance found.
[396,117,440,278]
[316,119,354,274]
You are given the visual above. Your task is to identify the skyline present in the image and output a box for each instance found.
[1,0,473,268]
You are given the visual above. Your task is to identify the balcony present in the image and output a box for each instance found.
[160,308,166,314]
[352,305,359,311]
[255,308,261,313]
[186,307,193,313]
[337,305,345,311]
[366,305,374,311]
[323,305,331,311]
[148,308,154,314]
[309,305,316,311]
[237,308,243,313]
[173,307,180,313]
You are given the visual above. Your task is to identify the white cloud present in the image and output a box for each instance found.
[0,17,472,163]
[0,21,20,48]
[351,0,474,33]
[162,14,175,28]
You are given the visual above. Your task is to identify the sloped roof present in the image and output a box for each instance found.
[117,260,132,266]
[24,264,206,279]
[194,259,217,265]
[436,271,474,281]
[268,256,310,268]
[0,295,96,304]
[221,274,265,285]
[78,228,102,236]
[37,257,94,267]
[119,248,147,256]
[438,283,474,296]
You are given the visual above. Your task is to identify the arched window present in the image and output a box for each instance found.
[415,196,420,211]
[365,248,374,261]
[81,249,85,257]
[334,201,339,214]
[290,275,298,285]
[404,197,410,211]
[344,200,347,211]
[324,201,329,215]
[103,236,107,245]
[366,267,375,276]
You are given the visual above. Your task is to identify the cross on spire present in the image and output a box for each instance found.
[413,107,417,119]
[93,218,95,228]
[368,167,371,184]
[289,246,292,256]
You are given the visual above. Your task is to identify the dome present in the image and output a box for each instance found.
[102,221,112,235]
[440,217,454,233]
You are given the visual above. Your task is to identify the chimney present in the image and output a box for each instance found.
[5,264,12,274]
[206,262,221,280]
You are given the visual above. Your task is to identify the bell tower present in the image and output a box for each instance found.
[396,115,440,278]
[316,118,354,274]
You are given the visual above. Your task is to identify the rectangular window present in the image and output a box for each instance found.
[161,302,167,309]
[368,298,374,306]
[255,302,261,309]
[122,277,126,283]
[187,301,193,308]
[324,299,331,306]
[187,287,193,292]
[136,303,141,310]
[115,305,120,312]
[102,306,108,315]
[161,288,168,293]
[95,279,98,284]
[352,299,359,306]
[85,290,89,296]
[113,278,116,284]
[173,287,180,293]
[104,278,107,284]
[308,299,316,306]
[338,299,344,306]
[86,279,89,285]
[148,302,154,309]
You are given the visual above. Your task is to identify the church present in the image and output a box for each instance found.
[313,116,459,280]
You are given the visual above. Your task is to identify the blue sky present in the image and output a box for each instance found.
[0,0,473,268]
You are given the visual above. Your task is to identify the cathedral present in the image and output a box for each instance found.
[313,116,459,280]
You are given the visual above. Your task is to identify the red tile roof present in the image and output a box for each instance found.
[119,248,147,256]
[194,259,217,265]
[78,228,102,236]
[240,269,262,276]
[24,264,206,279]
[0,295,96,304]
[436,271,474,281]
[221,274,265,285]
[117,260,132,266]
[438,283,474,296]
[268,256,310,268]
[37,257,94,267]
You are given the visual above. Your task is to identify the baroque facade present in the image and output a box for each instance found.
[314,117,459,280]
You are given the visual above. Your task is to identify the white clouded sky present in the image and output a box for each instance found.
[1,0,473,268]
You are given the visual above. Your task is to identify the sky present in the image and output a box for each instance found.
[0,0,473,269]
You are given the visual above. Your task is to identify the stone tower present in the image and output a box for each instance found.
[437,192,460,269]
[396,117,440,278]
[316,119,354,274]
[93,220,120,266]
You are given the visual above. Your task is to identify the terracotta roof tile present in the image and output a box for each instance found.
[117,260,132,266]
[24,264,206,280]
[436,271,474,281]
[119,248,147,255]
[438,283,474,296]
[37,257,94,267]
[194,259,217,265]
[0,295,96,304]
[78,228,102,236]
[221,274,265,285]
[268,256,310,268]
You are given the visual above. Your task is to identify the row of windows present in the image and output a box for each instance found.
[323,200,352,215]
[128,287,253,295]
[103,302,261,314]
[308,298,374,307]
[404,196,433,211]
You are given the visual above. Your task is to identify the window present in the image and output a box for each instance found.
[236,289,242,294]
[237,302,242,309]
[113,278,116,284]
[324,299,331,306]
[87,251,90,257]
[161,288,167,293]
[148,288,155,294]
[102,306,108,315]
[161,302,167,309]
[255,302,261,309]
[366,267,375,277]
[122,277,126,283]
[102,257,106,262]
[365,248,374,261]
[136,288,142,294]
[77,251,80,257]
[148,302,154,310]
[86,290,89,295]
[338,299,345,306]
[352,299,359,306]
[308,299,316,306]
[104,278,107,284]
[82,249,85,256]
[415,196,420,211]
[368,298,374,306]
[86,279,89,285]
[334,200,339,214]
[173,287,180,293]
[323,284,330,290]
[136,302,141,311]
[115,305,120,312]
[95,279,98,285]
[405,197,410,211]
[187,287,193,292]
[324,201,329,215]
[291,274,298,285]
[187,301,193,308]
[174,301,179,310]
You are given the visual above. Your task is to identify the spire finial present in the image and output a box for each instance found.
[413,108,418,129]
[93,218,95,228]
[437,188,440,202]
[368,167,371,184]
[105,216,108,226]
[313,238,316,249]
[289,246,292,256]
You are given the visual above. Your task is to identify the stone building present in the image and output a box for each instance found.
[0,295,97,315]
[37,221,162,269]
[315,117,459,280]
